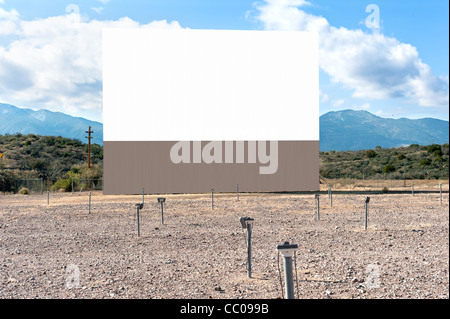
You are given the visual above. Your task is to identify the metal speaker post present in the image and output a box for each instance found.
[158,198,166,225]
[364,197,370,230]
[276,242,299,299]
[135,203,144,237]
[315,194,320,220]
[240,217,254,278]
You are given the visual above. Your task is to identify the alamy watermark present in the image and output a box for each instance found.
[170,141,279,175]
[66,264,81,289]
[364,264,381,289]
[65,4,80,15]
[366,4,380,29]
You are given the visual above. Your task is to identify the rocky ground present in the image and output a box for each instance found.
[0,191,448,299]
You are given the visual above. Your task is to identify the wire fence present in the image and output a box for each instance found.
[320,178,449,192]
[2,177,448,195]
[70,178,103,192]
[1,178,103,194]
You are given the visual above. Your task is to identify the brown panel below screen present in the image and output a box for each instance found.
[103,141,319,194]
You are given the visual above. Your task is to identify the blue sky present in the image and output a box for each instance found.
[0,0,448,122]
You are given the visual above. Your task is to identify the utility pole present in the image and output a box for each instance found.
[85,126,94,169]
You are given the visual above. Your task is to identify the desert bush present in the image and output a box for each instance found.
[427,144,442,155]
[383,164,395,174]
[51,179,71,192]
[366,150,377,158]
[19,187,29,195]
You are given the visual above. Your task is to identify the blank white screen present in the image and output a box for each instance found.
[103,29,319,141]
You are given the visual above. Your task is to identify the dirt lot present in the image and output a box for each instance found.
[0,190,448,299]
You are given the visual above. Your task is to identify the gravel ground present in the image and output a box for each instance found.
[0,191,448,299]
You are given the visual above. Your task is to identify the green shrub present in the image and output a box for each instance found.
[366,150,377,158]
[51,179,72,192]
[19,187,29,195]
[427,144,442,155]
[383,164,395,174]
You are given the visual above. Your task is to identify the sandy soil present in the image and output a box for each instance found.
[0,191,448,299]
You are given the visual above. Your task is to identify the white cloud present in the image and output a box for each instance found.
[252,0,449,109]
[0,11,182,121]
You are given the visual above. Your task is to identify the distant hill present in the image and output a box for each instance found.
[0,133,103,193]
[320,110,449,151]
[1,104,448,151]
[0,103,103,146]
[320,143,449,181]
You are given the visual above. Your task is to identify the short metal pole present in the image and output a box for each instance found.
[364,197,371,231]
[136,205,140,237]
[365,202,368,230]
[317,198,320,220]
[283,255,294,299]
[276,242,298,300]
[329,186,333,207]
[89,192,91,214]
[440,184,442,204]
[315,194,320,220]
[71,178,74,193]
[247,222,252,278]
[160,202,164,225]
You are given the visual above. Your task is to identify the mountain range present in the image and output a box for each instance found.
[320,110,448,151]
[0,103,448,151]
[0,103,103,146]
